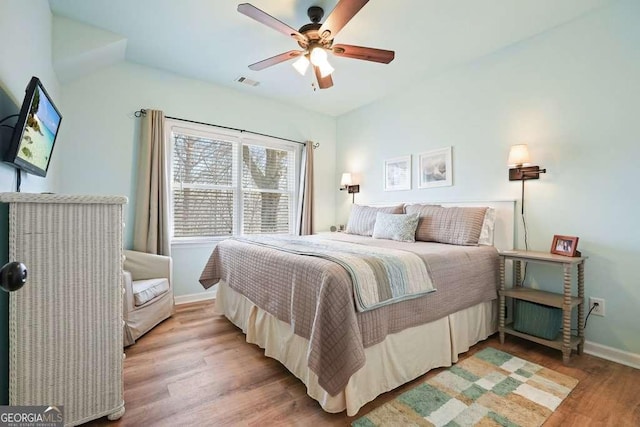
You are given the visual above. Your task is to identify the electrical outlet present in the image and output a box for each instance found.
[589,297,605,317]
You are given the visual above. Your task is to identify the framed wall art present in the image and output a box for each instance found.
[418,147,452,189]
[383,156,411,191]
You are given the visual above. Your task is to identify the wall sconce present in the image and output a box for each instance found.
[508,144,548,244]
[508,144,547,181]
[339,172,360,203]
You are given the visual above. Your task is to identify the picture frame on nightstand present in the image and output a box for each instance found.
[550,235,580,257]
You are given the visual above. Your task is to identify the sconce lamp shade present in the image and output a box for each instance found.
[508,144,546,181]
[340,173,353,187]
[508,144,531,167]
[339,172,359,203]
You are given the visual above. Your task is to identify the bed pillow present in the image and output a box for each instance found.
[372,213,420,242]
[478,207,496,246]
[404,204,488,246]
[345,204,404,236]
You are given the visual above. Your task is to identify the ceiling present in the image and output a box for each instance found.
[49,0,612,117]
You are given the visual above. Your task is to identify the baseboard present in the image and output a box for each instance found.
[584,340,640,370]
[174,289,217,305]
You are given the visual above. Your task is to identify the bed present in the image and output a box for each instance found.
[199,201,515,416]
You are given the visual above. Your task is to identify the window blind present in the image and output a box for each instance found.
[170,124,297,240]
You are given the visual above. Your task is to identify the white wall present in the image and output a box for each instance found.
[58,62,337,297]
[0,0,61,406]
[336,0,640,354]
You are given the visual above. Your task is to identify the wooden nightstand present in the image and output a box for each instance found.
[498,250,587,364]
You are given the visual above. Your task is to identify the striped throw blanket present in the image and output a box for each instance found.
[233,235,435,312]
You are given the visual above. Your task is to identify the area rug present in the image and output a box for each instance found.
[352,347,578,427]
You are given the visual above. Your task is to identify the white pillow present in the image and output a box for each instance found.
[372,213,420,242]
[478,208,496,246]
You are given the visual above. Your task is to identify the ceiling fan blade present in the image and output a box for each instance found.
[319,0,369,41]
[314,66,333,89]
[249,50,304,71]
[332,44,395,64]
[238,3,307,43]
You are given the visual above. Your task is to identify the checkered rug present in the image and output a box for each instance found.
[352,347,578,427]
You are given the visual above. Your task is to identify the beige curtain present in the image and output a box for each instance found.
[133,109,171,255]
[297,142,314,235]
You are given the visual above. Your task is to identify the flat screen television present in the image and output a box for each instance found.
[3,76,62,177]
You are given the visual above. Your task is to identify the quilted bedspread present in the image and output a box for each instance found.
[200,233,498,396]
[232,235,435,312]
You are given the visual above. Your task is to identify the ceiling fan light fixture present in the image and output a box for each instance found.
[309,46,328,66]
[292,55,310,75]
[238,1,396,90]
[319,60,334,78]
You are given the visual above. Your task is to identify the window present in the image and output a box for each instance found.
[168,121,299,242]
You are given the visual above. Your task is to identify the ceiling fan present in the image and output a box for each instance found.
[238,0,395,89]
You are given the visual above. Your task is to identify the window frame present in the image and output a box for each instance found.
[166,119,301,246]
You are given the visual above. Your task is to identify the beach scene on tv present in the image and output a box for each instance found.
[16,86,60,171]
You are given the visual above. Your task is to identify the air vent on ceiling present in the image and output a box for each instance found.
[235,76,260,87]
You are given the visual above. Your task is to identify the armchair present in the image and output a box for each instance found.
[123,250,174,346]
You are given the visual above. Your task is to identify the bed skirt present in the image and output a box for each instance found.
[216,281,498,416]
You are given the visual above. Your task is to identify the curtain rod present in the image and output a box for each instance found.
[134,109,319,149]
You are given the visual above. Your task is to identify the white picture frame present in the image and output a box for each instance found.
[418,147,453,188]
[383,155,411,191]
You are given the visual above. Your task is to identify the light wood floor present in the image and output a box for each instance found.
[89,300,640,426]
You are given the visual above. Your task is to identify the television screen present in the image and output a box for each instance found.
[4,77,62,177]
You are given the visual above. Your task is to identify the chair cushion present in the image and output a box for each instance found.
[132,278,170,307]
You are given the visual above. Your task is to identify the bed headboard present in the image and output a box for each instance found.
[370,200,516,251]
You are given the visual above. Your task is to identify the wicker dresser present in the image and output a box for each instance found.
[0,193,127,426]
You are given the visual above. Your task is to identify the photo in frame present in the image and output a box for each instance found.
[550,235,580,257]
[418,147,452,188]
[384,155,411,191]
